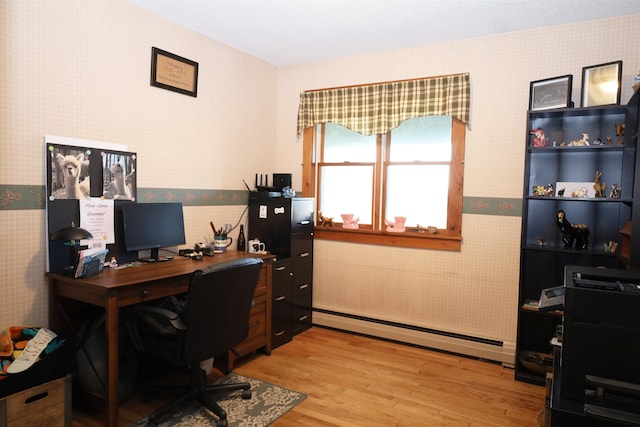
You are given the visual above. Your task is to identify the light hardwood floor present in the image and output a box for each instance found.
[73,327,545,426]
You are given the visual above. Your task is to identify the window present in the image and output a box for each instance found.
[298,74,469,251]
[303,116,465,251]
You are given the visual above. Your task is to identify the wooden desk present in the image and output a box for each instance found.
[46,251,273,427]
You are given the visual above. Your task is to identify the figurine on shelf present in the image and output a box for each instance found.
[317,211,334,228]
[570,187,588,198]
[545,184,554,197]
[385,216,406,232]
[615,123,625,144]
[556,210,589,250]
[568,133,590,146]
[340,213,359,229]
[530,127,548,147]
[416,224,438,234]
[609,183,621,199]
[593,171,607,198]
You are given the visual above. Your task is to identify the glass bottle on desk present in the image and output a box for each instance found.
[237,225,246,252]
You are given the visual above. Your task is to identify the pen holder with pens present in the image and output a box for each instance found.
[213,235,233,253]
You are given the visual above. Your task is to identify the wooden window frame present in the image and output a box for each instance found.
[301,118,465,251]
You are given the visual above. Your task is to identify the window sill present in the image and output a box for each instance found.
[313,227,461,251]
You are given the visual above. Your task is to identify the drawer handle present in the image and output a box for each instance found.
[299,220,310,225]
[299,252,310,258]
[274,330,286,336]
[298,315,309,321]
[140,289,150,298]
[275,266,287,271]
[275,296,286,301]
[299,283,309,290]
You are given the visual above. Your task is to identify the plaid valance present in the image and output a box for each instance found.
[297,73,470,137]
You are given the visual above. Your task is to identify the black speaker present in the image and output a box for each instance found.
[272,173,292,190]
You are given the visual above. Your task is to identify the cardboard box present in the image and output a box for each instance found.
[0,375,71,427]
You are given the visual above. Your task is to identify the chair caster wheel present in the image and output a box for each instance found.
[242,389,252,399]
[216,419,228,427]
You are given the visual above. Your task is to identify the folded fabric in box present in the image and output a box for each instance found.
[0,326,72,398]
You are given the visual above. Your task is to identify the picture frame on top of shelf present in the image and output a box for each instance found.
[581,61,622,107]
[529,75,573,111]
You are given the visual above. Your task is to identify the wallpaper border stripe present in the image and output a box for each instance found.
[0,185,522,217]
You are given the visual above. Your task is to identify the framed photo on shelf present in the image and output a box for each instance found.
[529,75,573,111]
[150,47,199,97]
[581,61,622,107]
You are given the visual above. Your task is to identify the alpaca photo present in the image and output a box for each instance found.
[50,150,91,200]
[102,152,136,200]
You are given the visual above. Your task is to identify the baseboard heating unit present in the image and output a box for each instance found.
[313,310,515,368]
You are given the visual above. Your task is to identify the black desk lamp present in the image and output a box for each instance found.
[50,222,93,275]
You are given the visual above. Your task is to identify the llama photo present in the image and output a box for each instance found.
[52,151,91,199]
[102,153,136,200]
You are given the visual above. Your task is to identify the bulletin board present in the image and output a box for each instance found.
[45,137,138,273]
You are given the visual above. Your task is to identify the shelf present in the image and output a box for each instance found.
[522,244,620,256]
[517,98,637,385]
[515,371,547,386]
[528,104,625,118]
[525,196,632,203]
[528,145,624,153]
[520,306,563,317]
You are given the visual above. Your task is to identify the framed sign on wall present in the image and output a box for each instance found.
[150,47,199,97]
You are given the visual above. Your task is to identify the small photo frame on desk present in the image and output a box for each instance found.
[529,75,573,111]
[581,61,622,107]
[150,47,198,97]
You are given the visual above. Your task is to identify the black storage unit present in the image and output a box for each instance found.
[248,193,314,349]
[516,92,640,385]
[271,258,293,348]
[549,265,640,425]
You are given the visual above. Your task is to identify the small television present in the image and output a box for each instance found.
[121,202,186,262]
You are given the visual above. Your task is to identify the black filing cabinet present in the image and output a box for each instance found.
[291,234,313,335]
[249,194,314,349]
[271,258,293,348]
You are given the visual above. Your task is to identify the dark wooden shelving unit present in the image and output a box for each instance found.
[515,93,640,385]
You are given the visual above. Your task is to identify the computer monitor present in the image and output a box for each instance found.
[121,202,186,262]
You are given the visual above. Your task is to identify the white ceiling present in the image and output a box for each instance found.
[128,0,640,67]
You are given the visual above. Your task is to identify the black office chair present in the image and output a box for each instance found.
[125,257,263,427]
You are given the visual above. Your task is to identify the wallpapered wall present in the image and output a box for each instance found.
[1,0,638,358]
[273,14,640,351]
[0,0,277,327]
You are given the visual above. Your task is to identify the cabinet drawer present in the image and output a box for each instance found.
[253,266,268,297]
[292,307,312,335]
[272,259,292,281]
[272,296,292,349]
[246,300,266,341]
[291,237,313,261]
[292,279,312,304]
[292,262,312,296]
[292,198,314,233]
